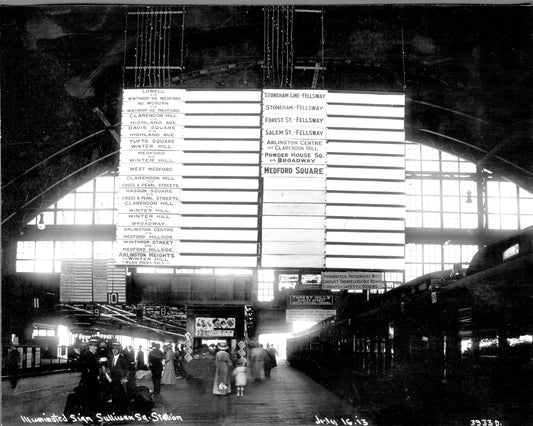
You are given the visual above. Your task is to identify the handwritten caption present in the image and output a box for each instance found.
[20,412,183,423]
[315,414,369,425]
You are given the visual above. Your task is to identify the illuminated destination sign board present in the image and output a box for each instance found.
[261,89,327,177]
[289,294,334,306]
[115,89,185,266]
[286,309,336,323]
[322,271,385,290]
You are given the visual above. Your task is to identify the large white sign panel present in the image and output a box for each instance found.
[322,271,385,290]
[261,89,328,268]
[286,309,336,323]
[261,89,327,177]
[114,89,404,271]
[116,89,185,266]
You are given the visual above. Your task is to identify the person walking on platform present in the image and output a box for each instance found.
[232,358,247,396]
[123,345,135,369]
[162,344,177,385]
[262,344,275,378]
[267,343,278,368]
[6,344,21,389]
[212,341,232,395]
[136,345,147,370]
[148,343,164,395]
[249,340,265,382]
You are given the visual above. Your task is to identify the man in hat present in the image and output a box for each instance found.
[76,337,101,416]
[148,343,164,395]
[6,343,20,390]
[108,341,130,412]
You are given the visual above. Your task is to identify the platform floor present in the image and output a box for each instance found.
[2,363,371,426]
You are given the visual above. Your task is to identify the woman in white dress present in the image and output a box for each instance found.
[161,344,177,385]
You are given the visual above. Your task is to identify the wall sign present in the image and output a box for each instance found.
[286,309,336,323]
[322,271,384,290]
[194,317,236,337]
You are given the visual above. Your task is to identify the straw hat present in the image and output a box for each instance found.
[88,337,100,346]
[217,342,229,351]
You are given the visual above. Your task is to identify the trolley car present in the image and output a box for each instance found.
[287,226,533,425]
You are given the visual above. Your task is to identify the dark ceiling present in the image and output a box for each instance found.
[2,4,533,242]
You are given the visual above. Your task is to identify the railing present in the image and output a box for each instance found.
[1,345,76,377]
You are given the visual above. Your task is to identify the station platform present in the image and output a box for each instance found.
[2,363,372,426]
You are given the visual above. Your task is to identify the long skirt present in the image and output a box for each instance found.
[161,362,177,385]
[212,363,231,395]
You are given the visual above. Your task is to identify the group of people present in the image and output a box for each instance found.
[143,342,186,395]
[212,341,278,398]
[65,337,155,420]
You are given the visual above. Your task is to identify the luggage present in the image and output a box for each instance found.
[129,385,154,415]
[135,369,152,380]
[63,391,85,421]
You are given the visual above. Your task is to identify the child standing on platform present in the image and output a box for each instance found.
[232,358,247,396]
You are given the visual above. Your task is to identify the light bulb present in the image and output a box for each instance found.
[37,213,46,230]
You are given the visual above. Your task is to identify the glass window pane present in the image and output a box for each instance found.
[488,214,501,229]
[500,215,518,230]
[421,145,439,160]
[462,197,477,213]
[406,211,422,227]
[36,241,54,258]
[487,181,500,197]
[519,188,533,198]
[16,260,34,272]
[57,193,75,209]
[57,211,75,225]
[487,199,500,214]
[421,160,439,172]
[521,215,533,228]
[500,199,518,214]
[74,242,92,258]
[422,196,440,210]
[423,245,441,263]
[461,213,478,229]
[17,241,34,259]
[35,260,54,273]
[443,213,460,228]
[442,180,459,196]
[500,181,516,197]
[94,210,114,225]
[406,143,421,160]
[422,180,440,195]
[96,176,115,192]
[75,211,93,225]
[460,162,476,173]
[406,179,421,195]
[520,198,533,213]
[441,161,458,173]
[460,180,477,195]
[406,160,421,171]
[95,193,114,209]
[442,197,459,212]
[76,193,93,209]
[406,195,422,210]
[94,241,113,259]
[58,241,74,259]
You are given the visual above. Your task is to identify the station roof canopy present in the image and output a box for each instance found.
[2,2,532,240]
